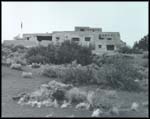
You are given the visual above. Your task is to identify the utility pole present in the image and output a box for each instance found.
[20,21,23,38]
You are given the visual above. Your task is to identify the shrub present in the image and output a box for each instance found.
[31,63,41,68]
[118,46,133,54]
[26,55,47,64]
[22,72,32,78]
[11,45,27,53]
[118,46,143,54]
[25,40,93,65]
[42,66,58,78]
[61,66,93,85]
[95,55,143,91]
[65,87,87,103]
[25,46,49,64]
[142,52,149,59]
[56,40,93,65]
[10,63,22,70]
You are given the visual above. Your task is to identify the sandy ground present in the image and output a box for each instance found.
[2,66,149,117]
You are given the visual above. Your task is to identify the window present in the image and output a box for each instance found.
[72,37,80,41]
[107,45,115,51]
[85,37,91,41]
[56,37,60,40]
[37,36,52,41]
[107,38,112,40]
[98,45,102,48]
[26,37,30,40]
[99,35,104,40]
[80,29,85,31]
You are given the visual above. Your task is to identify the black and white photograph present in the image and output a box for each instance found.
[1,1,149,117]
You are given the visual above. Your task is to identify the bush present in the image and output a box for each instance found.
[142,52,149,59]
[118,46,143,54]
[42,66,58,78]
[31,63,41,68]
[118,46,133,54]
[56,40,93,65]
[11,45,27,53]
[61,66,93,85]
[10,63,22,70]
[65,87,87,103]
[95,55,143,91]
[25,40,93,65]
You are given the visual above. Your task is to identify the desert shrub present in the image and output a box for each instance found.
[142,52,149,59]
[25,40,93,65]
[42,67,58,78]
[95,55,143,91]
[118,46,133,54]
[65,87,87,103]
[118,46,143,54]
[31,63,41,68]
[56,40,93,65]
[10,63,22,70]
[22,72,32,78]
[61,66,94,85]
[26,55,47,64]
[133,34,148,51]
[11,45,27,53]
[25,46,49,64]
[141,60,149,68]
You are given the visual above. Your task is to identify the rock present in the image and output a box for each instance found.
[142,101,148,107]
[45,113,54,117]
[87,91,96,107]
[134,79,140,82]
[31,63,40,68]
[17,94,30,105]
[131,102,139,111]
[26,100,38,107]
[91,108,103,117]
[61,100,71,109]
[110,106,119,115]
[22,72,32,78]
[104,90,118,99]
[10,63,22,70]
[66,87,87,103]
[75,102,90,110]
[52,88,66,101]
[53,99,59,108]
[42,99,53,107]
[12,92,26,101]
[48,80,72,90]
[67,114,75,117]
[37,102,42,108]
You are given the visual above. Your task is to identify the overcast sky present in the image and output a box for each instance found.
[2,2,148,46]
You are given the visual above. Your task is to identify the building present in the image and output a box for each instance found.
[3,26,126,54]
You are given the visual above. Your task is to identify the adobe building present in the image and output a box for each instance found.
[3,26,126,54]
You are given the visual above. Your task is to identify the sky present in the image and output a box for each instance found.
[2,2,148,47]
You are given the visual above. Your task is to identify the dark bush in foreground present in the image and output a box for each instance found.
[118,46,143,54]
[25,40,93,65]
[94,54,143,91]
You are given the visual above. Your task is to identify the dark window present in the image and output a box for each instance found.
[56,37,60,40]
[107,38,112,40]
[26,37,30,40]
[80,29,85,31]
[98,45,102,48]
[85,37,91,41]
[99,35,104,40]
[107,45,115,50]
[37,36,52,41]
[72,37,80,41]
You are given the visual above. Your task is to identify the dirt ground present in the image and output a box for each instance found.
[2,66,149,117]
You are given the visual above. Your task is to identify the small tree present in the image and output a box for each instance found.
[56,40,93,65]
